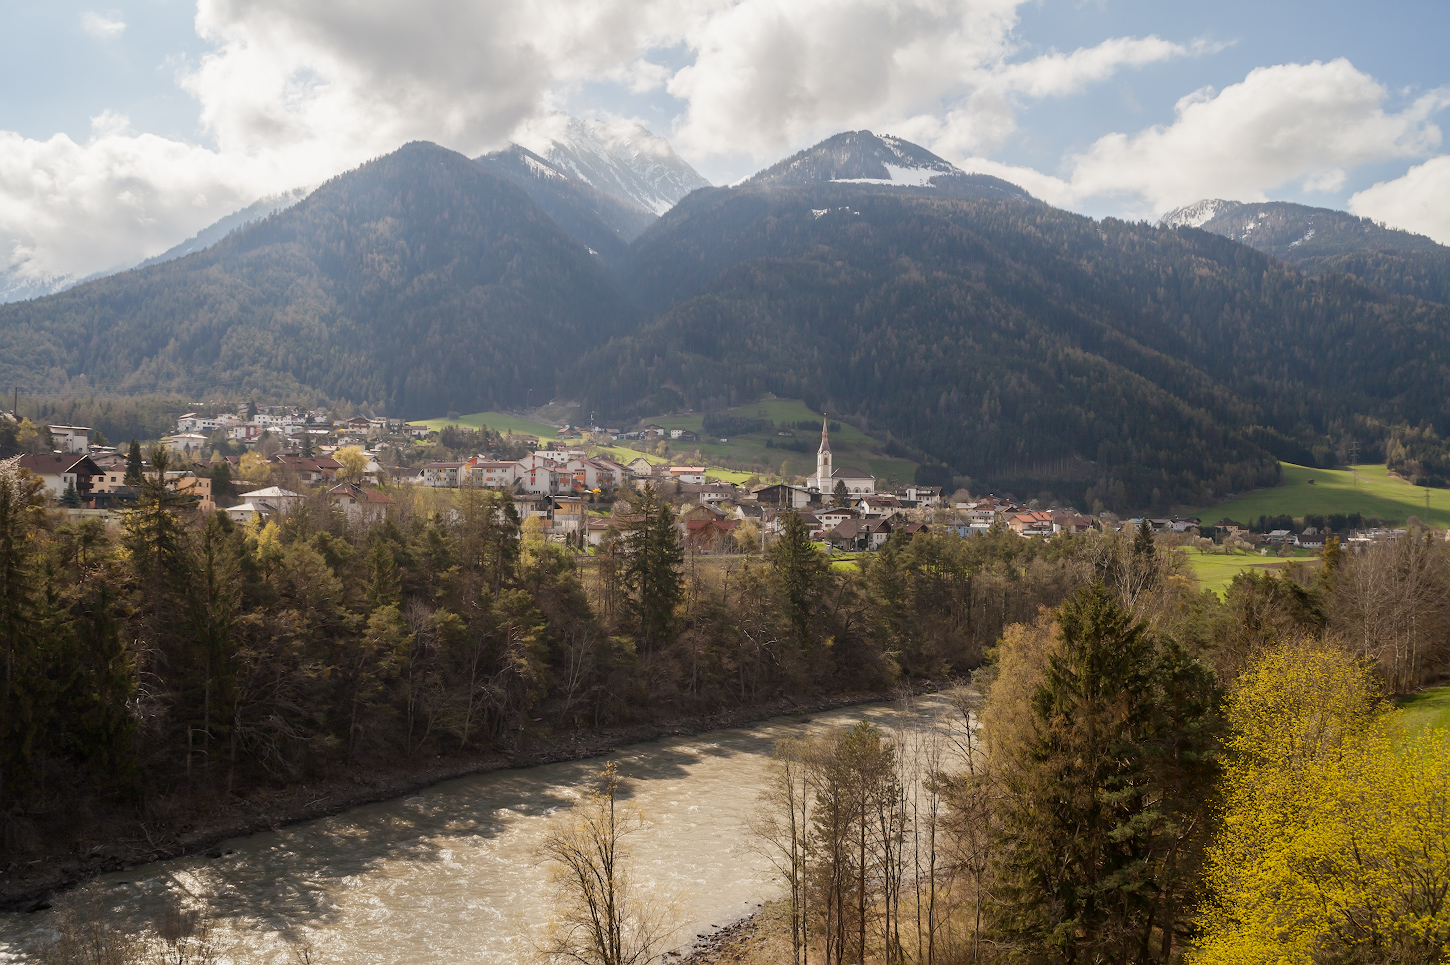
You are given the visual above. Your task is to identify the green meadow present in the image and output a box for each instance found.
[1397,684,1450,736]
[1181,547,1319,598]
[1190,462,1450,528]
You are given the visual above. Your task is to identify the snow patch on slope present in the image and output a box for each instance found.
[833,164,946,187]
[518,114,711,215]
[1158,199,1242,229]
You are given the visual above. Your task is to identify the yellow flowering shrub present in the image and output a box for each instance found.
[1194,647,1450,964]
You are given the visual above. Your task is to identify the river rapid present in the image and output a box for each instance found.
[0,695,959,963]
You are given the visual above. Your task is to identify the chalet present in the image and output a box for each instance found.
[680,505,737,553]
[682,482,738,505]
[17,453,101,501]
[1295,528,1326,550]
[327,483,396,522]
[625,457,655,479]
[668,428,699,441]
[816,506,859,529]
[856,495,902,517]
[402,424,432,439]
[512,493,553,523]
[753,483,812,509]
[642,424,666,440]
[825,517,893,552]
[270,453,342,484]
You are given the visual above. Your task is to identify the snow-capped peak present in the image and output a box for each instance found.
[1159,199,1243,230]
[516,114,711,215]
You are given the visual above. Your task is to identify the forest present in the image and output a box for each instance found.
[8,443,1450,961]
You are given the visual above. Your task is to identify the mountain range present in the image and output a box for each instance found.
[3,128,1450,510]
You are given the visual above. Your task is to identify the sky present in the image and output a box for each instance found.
[1,0,1448,283]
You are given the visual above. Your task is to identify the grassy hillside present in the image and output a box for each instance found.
[1181,547,1320,598]
[647,397,918,484]
[417,410,559,438]
[1189,462,1450,528]
[1397,684,1450,736]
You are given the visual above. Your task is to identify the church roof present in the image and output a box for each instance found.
[818,416,831,454]
[830,467,873,480]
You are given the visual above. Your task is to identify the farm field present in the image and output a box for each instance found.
[1397,684,1450,736]
[415,411,559,438]
[646,397,919,485]
[1181,547,1319,597]
[1189,462,1450,528]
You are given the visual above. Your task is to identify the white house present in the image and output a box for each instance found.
[464,460,518,489]
[515,453,565,494]
[421,462,464,487]
[48,425,91,454]
[238,486,304,516]
[327,482,396,521]
[163,433,210,455]
[226,502,264,525]
[17,453,101,501]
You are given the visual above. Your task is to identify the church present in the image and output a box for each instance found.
[807,417,876,495]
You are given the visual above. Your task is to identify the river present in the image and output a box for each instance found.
[0,694,961,963]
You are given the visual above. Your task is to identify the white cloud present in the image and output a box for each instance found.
[14,1,1436,286]
[1349,156,1450,245]
[1047,59,1450,218]
[81,12,126,38]
[667,0,1191,163]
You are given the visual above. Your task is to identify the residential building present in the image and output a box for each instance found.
[551,497,587,533]
[163,433,210,455]
[1007,511,1055,537]
[327,482,396,522]
[514,453,564,494]
[274,453,342,484]
[753,483,813,509]
[17,453,101,501]
[903,485,943,506]
[463,459,518,489]
[421,462,465,488]
[48,425,92,454]
[238,486,304,516]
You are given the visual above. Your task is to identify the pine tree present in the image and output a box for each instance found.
[0,458,44,808]
[622,486,682,655]
[770,510,831,652]
[124,439,144,486]
[1135,516,1156,558]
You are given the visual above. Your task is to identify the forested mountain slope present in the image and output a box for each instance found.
[1162,198,1450,305]
[580,180,1450,509]
[0,142,634,416]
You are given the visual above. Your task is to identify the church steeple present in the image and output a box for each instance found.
[815,414,832,490]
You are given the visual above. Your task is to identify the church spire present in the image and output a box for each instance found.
[818,415,831,454]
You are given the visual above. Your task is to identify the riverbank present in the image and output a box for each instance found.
[678,908,775,964]
[0,683,949,912]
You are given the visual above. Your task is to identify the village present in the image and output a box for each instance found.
[2,404,1409,555]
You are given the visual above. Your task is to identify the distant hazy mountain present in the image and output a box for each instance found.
[0,269,82,305]
[1161,198,1450,305]
[475,145,656,264]
[0,188,311,306]
[746,130,1029,200]
[523,115,711,215]
[136,188,312,270]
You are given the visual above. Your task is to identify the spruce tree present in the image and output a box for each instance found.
[622,486,682,655]
[770,510,831,652]
[124,439,144,485]
[988,581,1219,962]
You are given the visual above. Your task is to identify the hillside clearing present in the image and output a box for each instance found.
[1190,462,1450,528]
